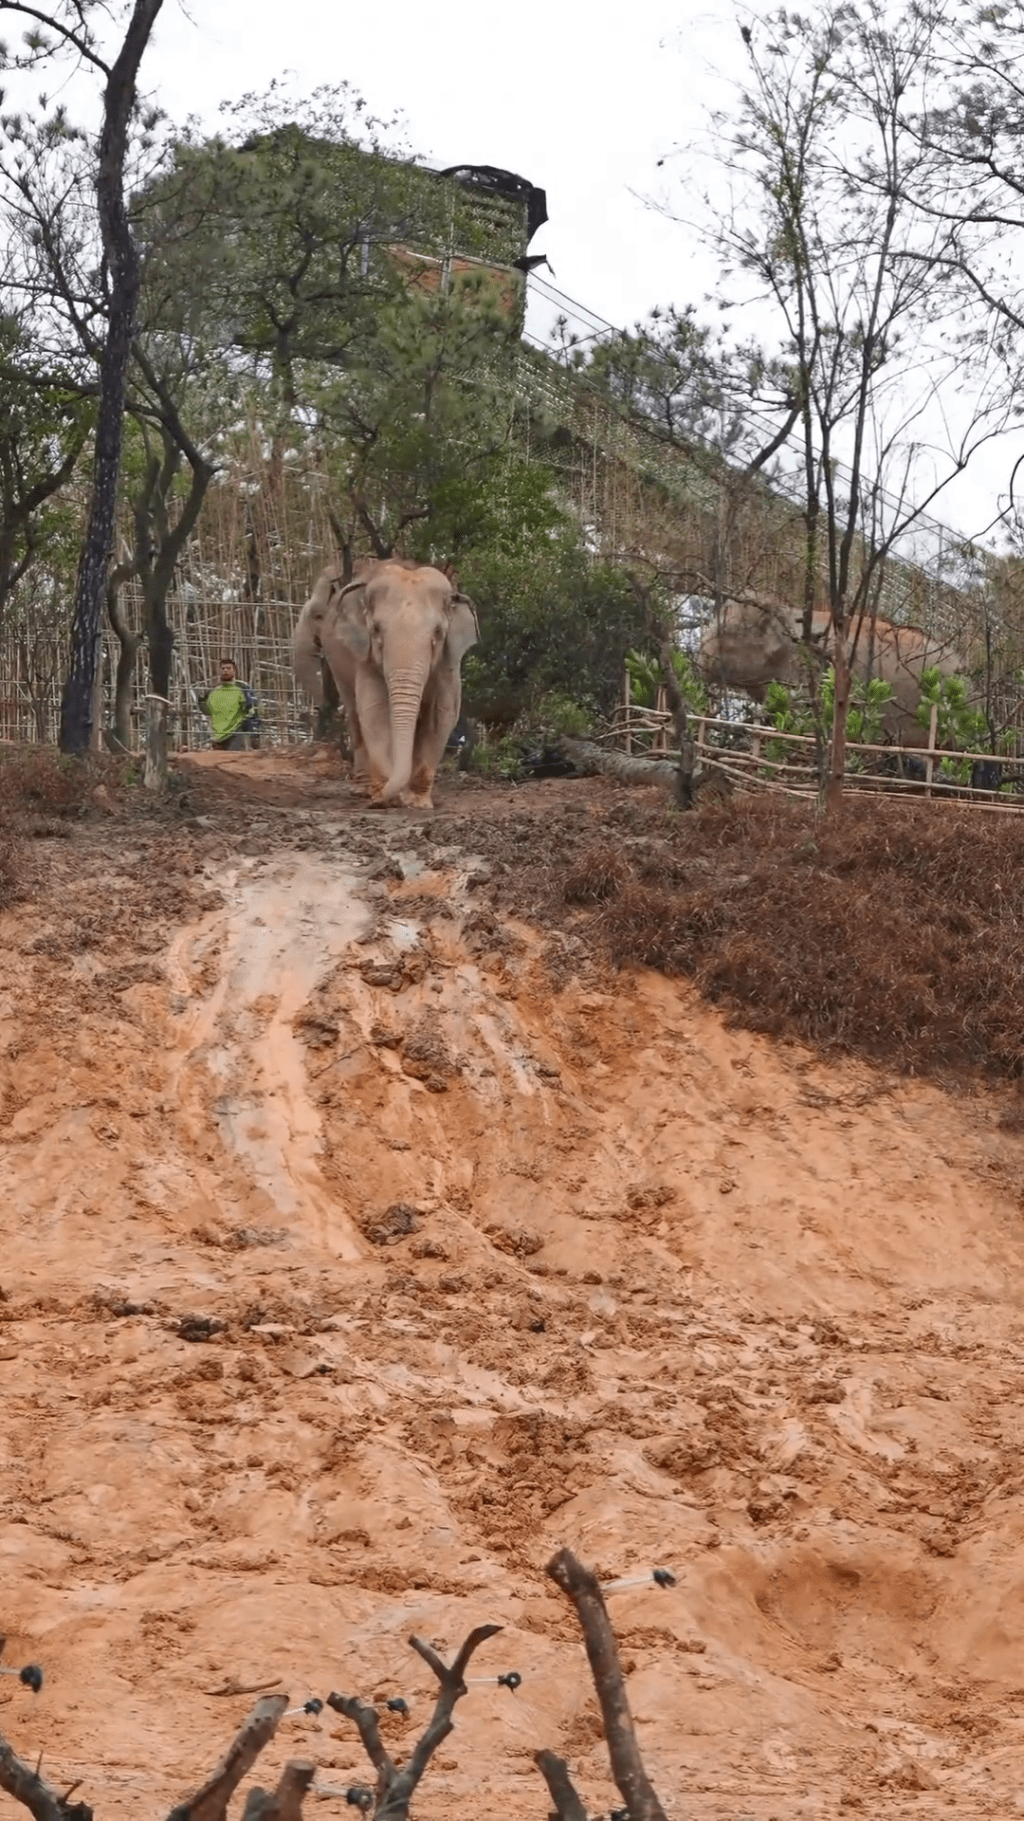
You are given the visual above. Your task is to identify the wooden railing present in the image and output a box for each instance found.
[608,683,1024,810]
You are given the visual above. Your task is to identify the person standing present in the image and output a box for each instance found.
[198,658,260,751]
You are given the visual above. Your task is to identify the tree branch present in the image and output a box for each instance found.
[165,1694,289,1821]
[240,1760,315,1821]
[0,2,111,74]
[0,1731,84,1821]
[328,1624,502,1821]
[324,1695,396,1805]
[546,1549,667,1821]
[534,1750,589,1821]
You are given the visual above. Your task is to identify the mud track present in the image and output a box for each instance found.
[3,745,1024,1820]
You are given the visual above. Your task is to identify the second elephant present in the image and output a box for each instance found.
[294,558,479,808]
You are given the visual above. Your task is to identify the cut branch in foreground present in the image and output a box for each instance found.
[1,1695,290,1821]
[165,1694,289,1821]
[0,1732,90,1821]
[241,1760,315,1821]
[533,1749,589,1821]
[328,1624,502,1821]
[545,1549,668,1821]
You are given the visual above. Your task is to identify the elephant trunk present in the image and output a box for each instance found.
[382,662,429,802]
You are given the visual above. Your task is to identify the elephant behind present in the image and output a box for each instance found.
[697,599,969,747]
[293,558,479,808]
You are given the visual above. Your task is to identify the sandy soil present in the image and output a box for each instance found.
[4,745,1024,1820]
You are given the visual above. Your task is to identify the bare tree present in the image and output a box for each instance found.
[689,1,1016,808]
[0,0,165,753]
[1,1549,672,1821]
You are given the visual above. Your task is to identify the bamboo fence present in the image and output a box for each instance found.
[0,342,1020,753]
[610,686,1024,811]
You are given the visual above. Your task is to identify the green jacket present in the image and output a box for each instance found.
[200,680,257,743]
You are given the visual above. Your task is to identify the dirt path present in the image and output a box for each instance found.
[3,752,1024,1820]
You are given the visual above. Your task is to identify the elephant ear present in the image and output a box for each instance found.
[446,592,479,664]
[331,579,371,661]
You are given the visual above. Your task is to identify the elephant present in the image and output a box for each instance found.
[293,558,479,808]
[697,599,969,748]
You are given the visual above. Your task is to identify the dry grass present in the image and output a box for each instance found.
[0,747,99,822]
[562,844,632,904]
[469,790,1024,1082]
[603,798,1024,1077]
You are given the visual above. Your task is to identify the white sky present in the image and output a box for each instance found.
[148,0,730,334]
[10,0,1024,542]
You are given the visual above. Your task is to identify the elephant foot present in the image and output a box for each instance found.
[397,788,434,810]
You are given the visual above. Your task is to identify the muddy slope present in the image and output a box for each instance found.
[3,751,1024,1821]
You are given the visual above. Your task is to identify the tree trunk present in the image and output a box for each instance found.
[58,0,165,754]
[315,659,343,744]
[655,624,695,808]
[107,565,140,753]
[144,599,174,789]
[560,738,681,787]
[89,626,106,751]
[825,626,851,813]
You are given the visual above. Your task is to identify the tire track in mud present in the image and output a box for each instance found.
[8,778,1024,1817]
[163,853,371,1261]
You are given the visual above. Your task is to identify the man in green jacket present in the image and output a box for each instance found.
[198,659,260,751]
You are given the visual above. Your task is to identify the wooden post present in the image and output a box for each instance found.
[925,701,939,797]
[144,693,169,789]
[696,716,706,762]
[623,666,632,755]
[654,684,667,753]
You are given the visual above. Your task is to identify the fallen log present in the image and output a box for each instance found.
[560,737,679,786]
[560,737,732,801]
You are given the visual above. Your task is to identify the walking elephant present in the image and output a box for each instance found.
[293,558,479,808]
[697,600,969,747]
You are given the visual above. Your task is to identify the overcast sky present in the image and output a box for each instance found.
[147,0,733,338]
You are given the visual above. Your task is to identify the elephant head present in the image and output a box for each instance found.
[332,561,479,803]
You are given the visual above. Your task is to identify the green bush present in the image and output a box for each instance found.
[763,669,894,768]
[916,669,988,781]
[466,691,594,781]
[625,647,708,713]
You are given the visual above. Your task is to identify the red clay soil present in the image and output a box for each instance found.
[3,745,1024,1821]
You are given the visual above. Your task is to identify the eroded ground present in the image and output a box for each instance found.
[4,746,1024,1820]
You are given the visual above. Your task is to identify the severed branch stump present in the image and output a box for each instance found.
[533,1749,589,1821]
[328,1624,502,1821]
[544,1549,668,1821]
[0,1733,92,1821]
[241,1759,316,1821]
[1,1695,294,1821]
[167,1694,290,1821]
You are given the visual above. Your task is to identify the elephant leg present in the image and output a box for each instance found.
[398,762,435,810]
[353,665,392,798]
[334,677,371,783]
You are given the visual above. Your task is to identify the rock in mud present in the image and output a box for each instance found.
[399,1011,455,1084]
[363,1203,422,1246]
